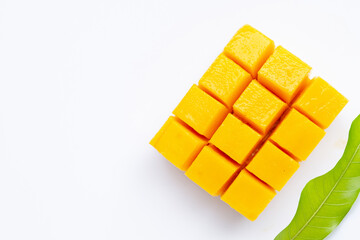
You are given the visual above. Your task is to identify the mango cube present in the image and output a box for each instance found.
[258,46,311,103]
[224,25,274,78]
[293,77,348,129]
[199,53,252,108]
[210,114,262,165]
[233,80,287,134]
[185,146,239,196]
[150,116,207,171]
[151,24,348,221]
[221,169,276,221]
[246,141,299,191]
[173,85,229,139]
[270,109,325,160]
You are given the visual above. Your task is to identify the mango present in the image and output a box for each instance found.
[224,25,274,78]
[210,113,262,165]
[185,146,239,196]
[199,53,252,108]
[173,85,228,139]
[150,116,207,171]
[247,141,299,191]
[294,77,348,129]
[270,109,325,160]
[258,46,311,103]
[233,80,287,134]
[151,25,347,221]
[221,169,276,221]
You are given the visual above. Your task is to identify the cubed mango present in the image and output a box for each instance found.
[173,85,229,139]
[293,77,348,129]
[224,25,274,78]
[151,24,348,221]
[233,80,287,134]
[221,169,276,221]
[246,141,299,191]
[150,116,207,171]
[185,146,239,196]
[210,114,262,165]
[199,53,252,108]
[270,109,325,160]
[258,46,311,103]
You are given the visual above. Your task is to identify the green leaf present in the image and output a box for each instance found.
[275,114,360,240]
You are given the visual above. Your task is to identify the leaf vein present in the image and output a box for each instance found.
[290,144,360,240]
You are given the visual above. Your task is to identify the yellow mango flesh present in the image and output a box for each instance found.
[258,46,311,103]
[199,53,252,108]
[246,141,299,191]
[185,146,239,196]
[224,25,274,78]
[173,85,229,139]
[233,80,287,134]
[150,24,348,221]
[150,116,207,171]
[221,169,276,221]
[210,114,262,165]
[270,109,325,160]
[293,77,348,129]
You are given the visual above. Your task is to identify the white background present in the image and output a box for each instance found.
[0,0,360,239]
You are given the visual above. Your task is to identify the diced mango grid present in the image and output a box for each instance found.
[151,25,347,221]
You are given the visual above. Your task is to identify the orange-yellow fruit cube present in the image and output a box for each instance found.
[246,141,299,191]
[150,24,348,220]
[221,169,276,221]
[293,77,348,129]
[224,25,275,78]
[270,109,325,160]
[173,85,229,139]
[199,53,252,108]
[210,114,262,165]
[258,46,311,103]
[150,116,207,171]
[233,80,287,134]
[185,146,239,196]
